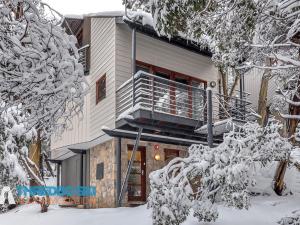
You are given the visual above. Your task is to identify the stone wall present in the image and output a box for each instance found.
[87,137,189,208]
[89,138,116,208]
[120,139,188,205]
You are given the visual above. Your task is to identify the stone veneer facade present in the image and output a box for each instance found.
[87,137,188,208]
[89,138,116,208]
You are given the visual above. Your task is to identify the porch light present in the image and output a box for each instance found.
[154,153,161,161]
[209,81,217,88]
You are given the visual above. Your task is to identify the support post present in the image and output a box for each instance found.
[207,88,213,148]
[116,138,122,206]
[56,162,61,186]
[118,127,143,206]
[132,28,136,106]
[80,153,84,205]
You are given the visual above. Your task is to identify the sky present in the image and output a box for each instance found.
[44,0,124,15]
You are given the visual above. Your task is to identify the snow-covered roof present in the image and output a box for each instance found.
[64,10,211,56]
[64,11,124,20]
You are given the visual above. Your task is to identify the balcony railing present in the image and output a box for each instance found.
[78,45,89,74]
[116,71,251,126]
[214,93,252,122]
[116,71,207,122]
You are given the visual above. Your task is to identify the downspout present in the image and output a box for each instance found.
[124,0,137,107]
[132,28,137,106]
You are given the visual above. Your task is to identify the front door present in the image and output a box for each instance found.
[127,145,146,202]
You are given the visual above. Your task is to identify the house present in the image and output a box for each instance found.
[50,11,250,208]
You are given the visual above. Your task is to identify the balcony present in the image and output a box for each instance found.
[78,45,89,75]
[115,71,251,143]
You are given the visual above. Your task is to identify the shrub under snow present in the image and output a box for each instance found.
[0,105,36,213]
[148,121,293,225]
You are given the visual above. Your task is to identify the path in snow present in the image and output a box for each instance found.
[1,195,300,225]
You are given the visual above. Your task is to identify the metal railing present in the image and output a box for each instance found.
[78,45,89,74]
[213,92,252,122]
[116,71,252,124]
[116,71,206,121]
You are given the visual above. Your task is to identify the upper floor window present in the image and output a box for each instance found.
[96,74,106,104]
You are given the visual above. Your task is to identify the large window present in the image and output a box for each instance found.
[136,61,207,119]
[96,74,106,104]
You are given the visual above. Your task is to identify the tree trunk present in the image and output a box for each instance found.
[257,58,271,126]
[28,132,42,187]
[274,83,300,195]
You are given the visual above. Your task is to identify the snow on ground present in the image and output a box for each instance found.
[1,195,300,225]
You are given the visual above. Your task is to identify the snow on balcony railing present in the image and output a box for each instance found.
[78,45,89,74]
[116,71,207,122]
[116,71,252,124]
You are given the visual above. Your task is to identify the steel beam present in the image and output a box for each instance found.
[207,89,213,148]
[117,127,143,206]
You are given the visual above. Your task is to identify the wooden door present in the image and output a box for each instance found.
[127,146,146,202]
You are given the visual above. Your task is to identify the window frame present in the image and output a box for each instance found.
[164,149,180,163]
[96,74,106,104]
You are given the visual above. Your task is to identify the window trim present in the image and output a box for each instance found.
[136,60,207,86]
[164,149,180,162]
[96,74,106,104]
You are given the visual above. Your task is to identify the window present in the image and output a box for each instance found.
[96,74,106,104]
[164,149,180,163]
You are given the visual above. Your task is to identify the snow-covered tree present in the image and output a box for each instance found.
[0,0,86,137]
[126,0,300,195]
[0,105,37,213]
[0,0,87,211]
[148,121,293,225]
[279,211,300,225]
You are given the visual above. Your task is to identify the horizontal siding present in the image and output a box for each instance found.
[51,17,116,151]
[89,17,116,140]
[244,68,277,111]
[115,24,218,90]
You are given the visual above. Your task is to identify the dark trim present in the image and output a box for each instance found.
[69,148,88,154]
[124,20,212,57]
[102,128,208,146]
[116,137,122,206]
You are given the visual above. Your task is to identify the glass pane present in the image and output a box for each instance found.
[175,83,189,117]
[154,73,170,114]
[128,150,142,198]
[192,81,205,120]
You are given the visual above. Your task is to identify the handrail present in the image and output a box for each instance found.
[116,71,251,123]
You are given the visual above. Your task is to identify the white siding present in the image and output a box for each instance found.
[51,19,220,156]
[89,18,116,140]
[115,24,218,89]
[244,68,277,111]
[51,17,116,153]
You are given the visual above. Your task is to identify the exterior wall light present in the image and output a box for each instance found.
[209,81,217,88]
[154,153,161,161]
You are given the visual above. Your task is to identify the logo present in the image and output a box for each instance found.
[0,186,16,205]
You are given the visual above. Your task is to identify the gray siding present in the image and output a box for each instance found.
[115,24,219,90]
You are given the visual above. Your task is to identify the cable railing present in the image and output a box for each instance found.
[213,93,252,122]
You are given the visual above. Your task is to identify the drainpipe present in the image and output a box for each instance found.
[124,0,137,107]
[132,28,136,106]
